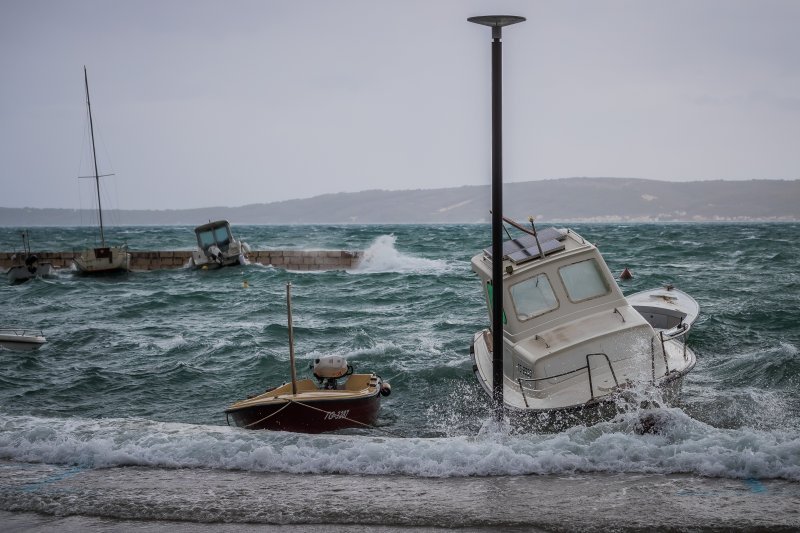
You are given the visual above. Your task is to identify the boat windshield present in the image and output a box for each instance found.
[559,258,610,302]
[197,225,232,249]
[198,230,215,248]
[510,273,559,321]
[213,226,231,247]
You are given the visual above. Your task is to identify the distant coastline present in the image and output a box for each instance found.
[2,177,798,226]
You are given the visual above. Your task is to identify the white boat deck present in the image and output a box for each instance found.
[0,327,47,351]
[627,286,700,332]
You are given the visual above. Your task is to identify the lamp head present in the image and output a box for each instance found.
[468,15,526,38]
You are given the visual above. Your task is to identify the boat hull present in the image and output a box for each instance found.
[470,328,695,430]
[226,375,385,433]
[226,392,382,433]
[7,263,54,284]
[73,246,130,275]
[0,329,46,351]
[189,252,245,270]
[501,369,690,432]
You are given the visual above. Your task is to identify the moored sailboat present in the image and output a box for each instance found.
[73,67,130,275]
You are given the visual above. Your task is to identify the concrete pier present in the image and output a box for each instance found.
[0,250,363,272]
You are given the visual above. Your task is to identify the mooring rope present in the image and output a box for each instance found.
[242,400,293,428]
[284,397,406,438]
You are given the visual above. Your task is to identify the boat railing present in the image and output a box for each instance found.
[517,352,619,406]
[0,327,44,337]
[658,322,690,365]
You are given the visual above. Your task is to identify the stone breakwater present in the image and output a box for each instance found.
[0,250,363,271]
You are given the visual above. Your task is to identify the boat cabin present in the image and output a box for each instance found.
[471,227,661,404]
[471,228,637,340]
[195,220,234,253]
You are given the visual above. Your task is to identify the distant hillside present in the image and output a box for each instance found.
[2,178,798,226]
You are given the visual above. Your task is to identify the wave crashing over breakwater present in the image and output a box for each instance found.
[353,235,450,273]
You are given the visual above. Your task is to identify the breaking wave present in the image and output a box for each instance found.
[1,410,798,481]
[352,235,450,274]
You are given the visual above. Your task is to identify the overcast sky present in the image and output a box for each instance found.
[1,0,798,210]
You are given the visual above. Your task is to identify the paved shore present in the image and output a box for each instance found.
[1,461,798,531]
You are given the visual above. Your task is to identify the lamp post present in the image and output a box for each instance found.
[468,15,525,422]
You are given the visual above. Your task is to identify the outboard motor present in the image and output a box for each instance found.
[207,244,224,264]
[25,254,38,274]
[312,355,353,389]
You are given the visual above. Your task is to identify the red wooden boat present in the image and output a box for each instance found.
[225,372,386,433]
[225,282,390,433]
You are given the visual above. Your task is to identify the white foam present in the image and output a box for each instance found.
[779,342,798,356]
[351,235,450,274]
[1,411,798,480]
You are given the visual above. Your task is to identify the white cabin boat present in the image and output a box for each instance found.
[0,327,46,351]
[189,220,249,269]
[470,225,697,423]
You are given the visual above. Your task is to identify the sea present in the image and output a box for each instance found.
[1,223,799,531]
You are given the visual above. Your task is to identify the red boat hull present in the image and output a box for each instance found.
[226,389,382,433]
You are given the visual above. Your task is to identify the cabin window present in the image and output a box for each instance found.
[213,226,231,247]
[559,259,610,302]
[510,274,559,321]
[198,230,215,248]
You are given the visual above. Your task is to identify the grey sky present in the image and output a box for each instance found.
[1,0,798,210]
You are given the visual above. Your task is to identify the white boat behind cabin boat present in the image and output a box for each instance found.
[190,220,250,269]
[0,327,47,351]
[470,223,698,420]
[627,285,699,339]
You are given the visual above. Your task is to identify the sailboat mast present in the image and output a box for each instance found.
[287,282,298,395]
[84,66,105,246]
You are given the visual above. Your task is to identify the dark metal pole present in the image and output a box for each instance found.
[287,281,298,395]
[468,15,525,422]
[490,33,505,421]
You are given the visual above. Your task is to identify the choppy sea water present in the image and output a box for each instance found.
[1,223,799,530]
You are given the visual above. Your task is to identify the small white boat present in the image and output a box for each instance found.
[7,231,55,284]
[189,220,250,269]
[470,220,697,425]
[73,67,130,276]
[627,285,699,339]
[0,327,47,351]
